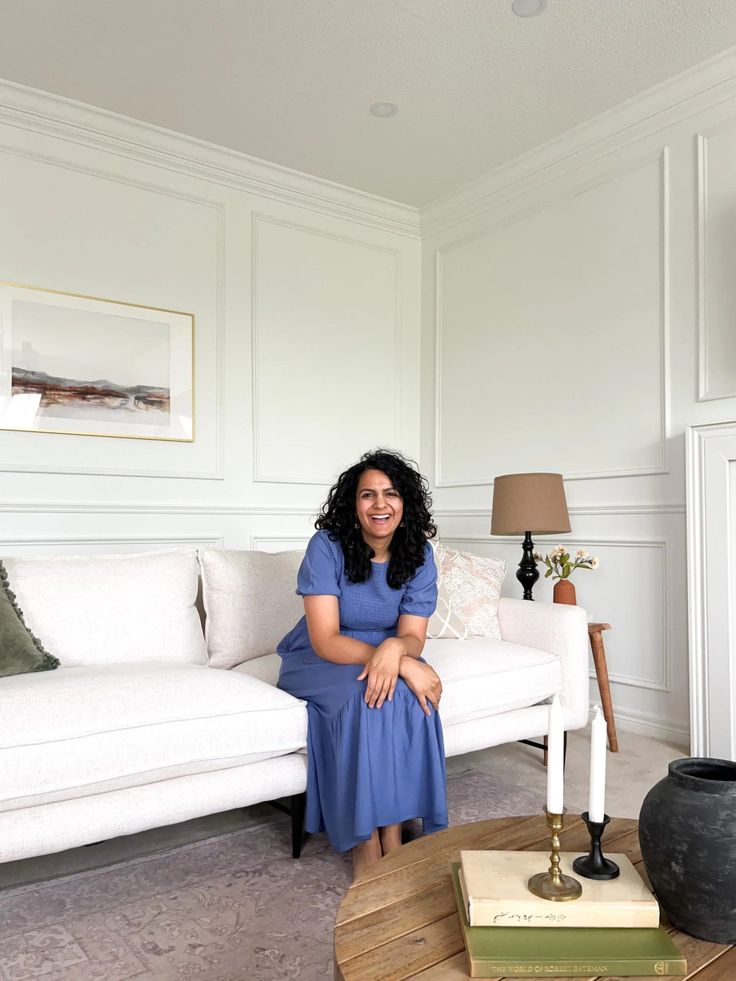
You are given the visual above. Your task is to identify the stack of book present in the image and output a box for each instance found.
[452,849,687,978]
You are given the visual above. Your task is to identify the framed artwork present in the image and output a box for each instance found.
[0,282,194,442]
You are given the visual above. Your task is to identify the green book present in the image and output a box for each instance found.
[450,864,687,978]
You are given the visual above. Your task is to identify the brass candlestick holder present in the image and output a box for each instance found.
[528,808,583,901]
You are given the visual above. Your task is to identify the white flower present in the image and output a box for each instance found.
[576,549,590,560]
[590,557,600,569]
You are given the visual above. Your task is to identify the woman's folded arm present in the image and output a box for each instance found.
[304,594,374,664]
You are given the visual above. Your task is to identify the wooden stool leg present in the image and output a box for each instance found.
[589,631,619,752]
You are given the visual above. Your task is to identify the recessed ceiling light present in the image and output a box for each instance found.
[369,102,399,119]
[512,0,547,16]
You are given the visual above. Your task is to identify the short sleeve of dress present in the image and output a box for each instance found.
[296,531,342,597]
[399,542,438,617]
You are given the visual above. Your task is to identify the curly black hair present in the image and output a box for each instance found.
[315,448,436,589]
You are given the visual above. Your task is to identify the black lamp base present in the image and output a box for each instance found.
[516,531,539,601]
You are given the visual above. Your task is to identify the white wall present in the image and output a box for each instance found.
[0,82,421,560]
[4,50,736,748]
[420,51,736,747]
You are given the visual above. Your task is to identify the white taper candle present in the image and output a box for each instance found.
[546,694,565,814]
[588,705,607,823]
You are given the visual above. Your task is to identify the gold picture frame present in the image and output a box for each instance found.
[0,282,194,442]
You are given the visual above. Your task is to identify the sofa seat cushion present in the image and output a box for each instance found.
[235,652,281,686]
[0,663,307,811]
[236,642,560,732]
[423,638,561,727]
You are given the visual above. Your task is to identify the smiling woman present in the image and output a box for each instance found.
[276,449,448,879]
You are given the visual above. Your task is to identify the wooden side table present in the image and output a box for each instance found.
[588,622,619,753]
[540,621,619,764]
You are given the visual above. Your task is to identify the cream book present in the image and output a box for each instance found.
[459,850,660,928]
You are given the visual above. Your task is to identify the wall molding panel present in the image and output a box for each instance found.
[433,149,669,488]
[696,122,736,403]
[0,535,224,553]
[0,141,227,480]
[435,504,686,519]
[251,212,404,485]
[0,502,319,516]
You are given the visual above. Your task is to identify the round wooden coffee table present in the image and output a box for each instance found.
[334,814,735,980]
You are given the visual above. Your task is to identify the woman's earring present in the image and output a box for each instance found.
[399,520,406,527]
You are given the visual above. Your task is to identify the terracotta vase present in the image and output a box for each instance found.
[553,578,576,605]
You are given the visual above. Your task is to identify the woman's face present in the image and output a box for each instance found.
[355,469,404,549]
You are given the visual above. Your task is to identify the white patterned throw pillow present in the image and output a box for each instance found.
[427,543,506,640]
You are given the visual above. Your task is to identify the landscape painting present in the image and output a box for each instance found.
[0,284,193,441]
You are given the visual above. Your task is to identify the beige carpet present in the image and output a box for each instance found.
[0,766,548,981]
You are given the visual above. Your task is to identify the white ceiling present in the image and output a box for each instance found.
[1,0,736,206]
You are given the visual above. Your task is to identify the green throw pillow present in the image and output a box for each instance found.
[0,561,59,678]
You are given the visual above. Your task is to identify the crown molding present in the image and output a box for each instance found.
[421,45,736,236]
[0,78,420,240]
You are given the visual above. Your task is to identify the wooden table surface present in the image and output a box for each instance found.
[334,814,735,981]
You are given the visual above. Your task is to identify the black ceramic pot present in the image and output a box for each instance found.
[639,757,736,943]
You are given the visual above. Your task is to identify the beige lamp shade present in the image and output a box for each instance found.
[491,473,571,536]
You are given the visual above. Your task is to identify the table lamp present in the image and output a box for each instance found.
[491,472,571,600]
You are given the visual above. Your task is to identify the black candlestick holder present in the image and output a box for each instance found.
[572,812,620,880]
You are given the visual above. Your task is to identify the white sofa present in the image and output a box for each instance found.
[0,545,590,864]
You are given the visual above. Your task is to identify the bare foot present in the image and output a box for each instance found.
[352,829,381,881]
[379,823,402,855]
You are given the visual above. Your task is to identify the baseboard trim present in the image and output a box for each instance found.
[613,708,689,749]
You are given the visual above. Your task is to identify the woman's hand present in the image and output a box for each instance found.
[399,657,442,716]
[357,638,405,709]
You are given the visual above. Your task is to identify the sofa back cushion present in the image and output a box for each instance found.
[199,547,304,668]
[428,543,506,640]
[1,548,206,667]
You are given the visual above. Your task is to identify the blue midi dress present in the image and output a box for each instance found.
[277,530,448,853]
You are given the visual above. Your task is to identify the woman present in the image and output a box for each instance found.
[277,449,448,878]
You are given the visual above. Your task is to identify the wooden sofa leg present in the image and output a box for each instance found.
[291,792,306,859]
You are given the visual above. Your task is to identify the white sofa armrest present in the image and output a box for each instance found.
[497,597,590,731]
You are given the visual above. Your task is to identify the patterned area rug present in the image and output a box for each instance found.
[0,766,546,981]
